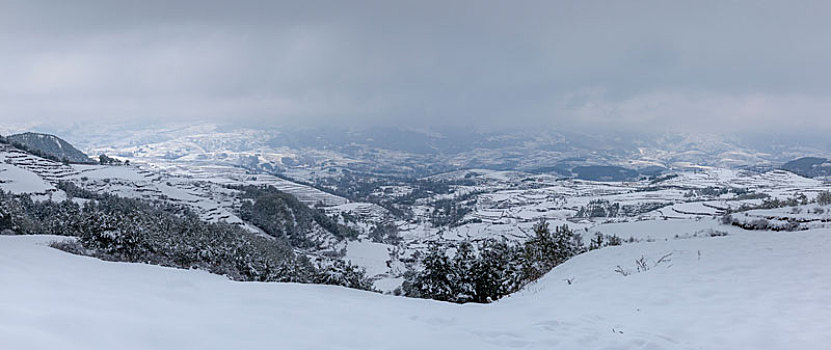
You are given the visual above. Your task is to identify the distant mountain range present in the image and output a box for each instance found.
[17,123,831,181]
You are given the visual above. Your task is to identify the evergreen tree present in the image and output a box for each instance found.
[471,239,520,303]
[411,243,455,301]
[522,221,583,282]
[452,241,477,302]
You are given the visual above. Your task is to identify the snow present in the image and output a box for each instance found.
[0,163,55,194]
[2,231,829,350]
[345,239,393,277]
[589,218,742,241]
[511,231,831,349]
[70,164,149,182]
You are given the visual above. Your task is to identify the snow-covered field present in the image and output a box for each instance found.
[2,230,828,350]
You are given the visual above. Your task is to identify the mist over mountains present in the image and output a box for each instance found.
[24,123,830,182]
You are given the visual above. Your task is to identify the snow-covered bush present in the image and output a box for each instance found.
[721,214,800,232]
[405,221,584,303]
[589,232,624,250]
[314,260,375,290]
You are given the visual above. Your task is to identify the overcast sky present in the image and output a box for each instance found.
[1,0,829,132]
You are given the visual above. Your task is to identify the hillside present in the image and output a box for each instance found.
[6,132,94,164]
[2,130,830,348]
[0,144,354,260]
[781,156,831,178]
[6,135,831,292]
[1,229,828,350]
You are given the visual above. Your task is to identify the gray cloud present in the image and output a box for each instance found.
[1,0,830,132]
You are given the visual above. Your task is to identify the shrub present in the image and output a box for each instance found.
[817,191,831,206]
[406,221,584,303]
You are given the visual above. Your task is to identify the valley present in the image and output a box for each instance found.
[3,2,829,348]
[3,128,831,295]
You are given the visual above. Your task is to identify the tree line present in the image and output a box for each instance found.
[0,184,372,290]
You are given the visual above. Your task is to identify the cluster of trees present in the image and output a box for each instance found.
[237,185,358,248]
[403,222,585,303]
[588,232,624,250]
[621,202,671,216]
[402,240,520,303]
[98,154,129,165]
[308,172,480,223]
[725,193,811,214]
[575,200,672,218]
[393,179,477,206]
[758,193,809,208]
[682,186,750,198]
[0,188,373,290]
[576,199,620,218]
[648,174,679,184]
[368,222,401,244]
[816,191,831,206]
[428,198,474,227]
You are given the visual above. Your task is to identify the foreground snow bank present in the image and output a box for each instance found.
[1,231,829,350]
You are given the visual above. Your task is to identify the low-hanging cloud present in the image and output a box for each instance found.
[1,0,829,132]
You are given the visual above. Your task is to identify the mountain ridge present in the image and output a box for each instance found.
[781,156,831,178]
[6,132,94,164]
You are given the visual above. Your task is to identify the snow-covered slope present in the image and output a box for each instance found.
[6,132,93,164]
[0,148,68,200]
[2,230,828,350]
